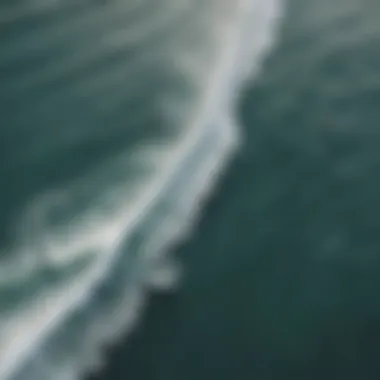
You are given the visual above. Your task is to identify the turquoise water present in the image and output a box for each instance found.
[2,0,380,380]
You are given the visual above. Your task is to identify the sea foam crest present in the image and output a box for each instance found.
[0,1,283,379]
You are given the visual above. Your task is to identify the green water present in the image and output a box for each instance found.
[89,1,380,379]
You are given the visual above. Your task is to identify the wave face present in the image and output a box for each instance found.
[0,1,283,379]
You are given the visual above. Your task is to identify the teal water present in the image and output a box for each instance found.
[89,0,380,379]
[2,0,380,379]
[0,1,280,380]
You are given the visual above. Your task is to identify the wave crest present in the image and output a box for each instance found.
[0,1,283,379]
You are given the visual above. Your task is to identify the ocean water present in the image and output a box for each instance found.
[0,1,282,380]
[90,0,380,379]
[1,0,380,380]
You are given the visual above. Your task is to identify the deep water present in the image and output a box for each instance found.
[87,0,380,379]
[0,1,280,380]
[2,0,380,379]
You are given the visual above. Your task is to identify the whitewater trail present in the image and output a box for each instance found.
[0,1,283,379]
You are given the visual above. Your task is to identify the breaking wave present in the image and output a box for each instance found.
[0,1,283,379]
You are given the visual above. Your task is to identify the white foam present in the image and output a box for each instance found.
[0,1,284,379]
